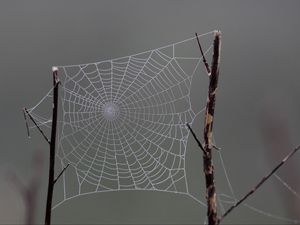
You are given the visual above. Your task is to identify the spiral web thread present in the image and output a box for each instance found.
[25,31,300,224]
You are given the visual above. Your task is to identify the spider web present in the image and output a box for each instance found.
[24,31,300,224]
[59,42,202,197]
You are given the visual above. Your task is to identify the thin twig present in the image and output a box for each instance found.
[53,164,70,184]
[45,67,59,225]
[196,32,211,75]
[24,108,50,144]
[22,108,31,138]
[202,31,221,225]
[186,123,206,154]
[217,144,300,224]
[187,122,220,154]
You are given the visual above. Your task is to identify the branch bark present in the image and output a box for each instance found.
[45,67,59,225]
[202,31,221,225]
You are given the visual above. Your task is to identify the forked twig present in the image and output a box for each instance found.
[217,144,300,224]
[23,108,50,144]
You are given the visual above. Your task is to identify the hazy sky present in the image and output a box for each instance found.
[0,1,300,224]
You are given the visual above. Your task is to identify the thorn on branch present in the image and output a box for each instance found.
[53,164,70,185]
[195,32,211,76]
[186,123,206,154]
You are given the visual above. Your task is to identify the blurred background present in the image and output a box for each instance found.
[0,0,300,224]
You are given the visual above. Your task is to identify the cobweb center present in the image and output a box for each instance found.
[102,102,120,121]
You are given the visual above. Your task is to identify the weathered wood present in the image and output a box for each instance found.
[202,31,221,225]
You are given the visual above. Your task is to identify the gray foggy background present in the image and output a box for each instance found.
[0,0,300,224]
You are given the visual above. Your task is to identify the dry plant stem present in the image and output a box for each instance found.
[45,69,59,225]
[217,144,300,224]
[202,31,221,225]
[194,30,221,225]
[23,107,50,144]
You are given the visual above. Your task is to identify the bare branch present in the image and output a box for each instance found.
[196,32,211,75]
[45,67,59,225]
[186,123,206,154]
[23,108,50,144]
[202,30,221,225]
[53,164,70,185]
[218,144,300,224]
